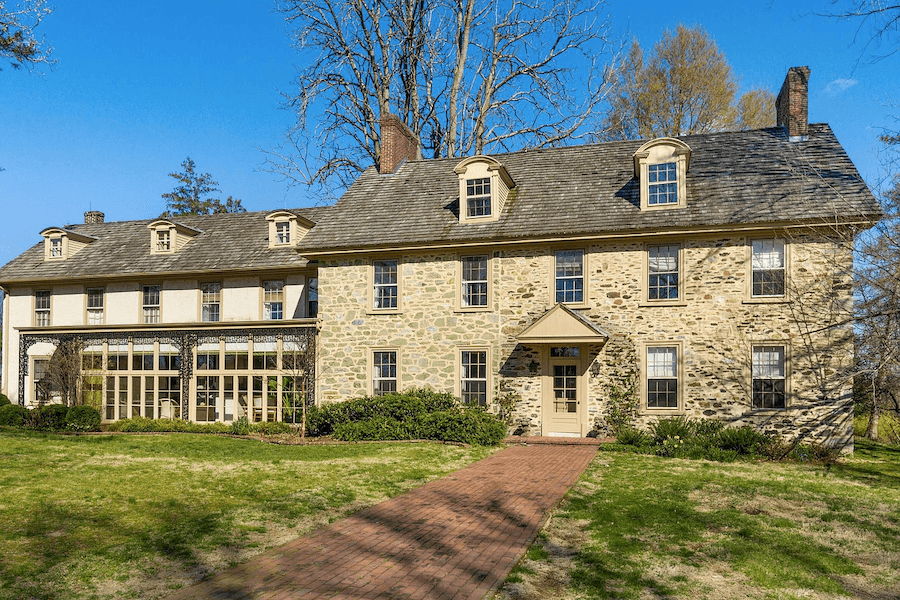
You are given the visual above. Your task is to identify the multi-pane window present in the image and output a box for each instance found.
[263,280,284,320]
[648,245,679,300]
[555,250,584,304]
[752,345,786,409]
[553,365,578,413]
[142,285,161,324]
[50,238,63,258]
[373,260,398,310]
[107,343,128,371]
[460,350,488,406]
[33,358,51,404]
[201,283,221,322]
[156,230,171,251]
[131,344,154,371]
[647,346,678,408]
[275,221,290,245]
[34,290,51,326]
[752,239,785,297]
[648,162,678,205]
[372,351,397,396]
[466,178,492,217]
[307,277,318,318]
[86,288,104,324]
[461,255,488,308]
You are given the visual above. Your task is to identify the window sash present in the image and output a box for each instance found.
[646,346,678,408]
[752,345,786,409]
[648,162,678,205]
[142,285,160,324]
[263,280,284,320]
[50,238,63,257]
[34,291,51,326]
[307,277,318,318]
[372,351,397,396]
[275,221,290,244]
[460,350,487,406]
[201,283,221,322]
[156,230,171,251]
[555,250,584,304]
[466,178,492,217]
[373,260,398,309]
[751,240,785,296]
[648,245,679,300]
[461,255,488,307]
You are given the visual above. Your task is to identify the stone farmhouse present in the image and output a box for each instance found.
[0,67,880,447]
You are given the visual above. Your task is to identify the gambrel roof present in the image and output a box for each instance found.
[295,124,880,254]
[0,207,329,284]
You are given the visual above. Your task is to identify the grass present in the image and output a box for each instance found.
[494,438,900,600]
[854,412,900,444]
[0,430,494,600]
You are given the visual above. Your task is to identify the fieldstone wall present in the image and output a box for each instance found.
[315,230,855,448]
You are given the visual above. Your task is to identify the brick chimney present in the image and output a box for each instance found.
[776,66,811,141]
[379,113,421,174]
[84,211,105,224]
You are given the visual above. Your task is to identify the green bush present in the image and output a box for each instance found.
[110,416,231,434]
[616,427,648,446]
[66,405,101,432]
[715,426,769,455]
[310,388,460,436]
[333,416,412,442]
[0,393,11,406]
[252,421,293,436]
[649,416,696,444]
[23,404,70,431]
[230,416,251,435]
[418,408,508,445]
[0,404,27,427]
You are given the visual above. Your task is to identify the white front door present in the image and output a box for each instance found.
[542,347,586,437]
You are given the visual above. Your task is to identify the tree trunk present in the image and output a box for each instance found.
[865,402,880,441]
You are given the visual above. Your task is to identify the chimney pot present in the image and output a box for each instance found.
[84,211,105,224]
[776,66,811,141]
[379,114,421,174]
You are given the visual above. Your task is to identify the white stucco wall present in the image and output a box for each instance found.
[223,277,259,321]
[164,279,197,323]
[106,282,140,324]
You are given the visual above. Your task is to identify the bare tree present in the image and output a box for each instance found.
[601,25,776,140]
[264,0,620,192]
[282,337,316,440]
[0,0,53,72]
[817,1,900,65]
[45,339,83,407]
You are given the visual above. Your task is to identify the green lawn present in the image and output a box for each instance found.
[0,431,494,600]
[495,439,900,600]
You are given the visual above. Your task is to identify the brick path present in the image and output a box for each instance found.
[166,444,597,600]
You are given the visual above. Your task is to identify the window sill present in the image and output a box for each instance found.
[742,297,789,305]
[639,301,687,308]
[366,309,403,316]
[554,302,591,310]
[454,306,493,313]
[642,407,684,416]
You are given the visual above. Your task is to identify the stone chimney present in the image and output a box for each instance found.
[379,113,421,174]
[776,66,811,141]
[84,211,105,224]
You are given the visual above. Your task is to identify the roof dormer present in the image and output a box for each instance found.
[40,227,97,261]
[454,155,515,224]
[266,211,315,249]
[147,220,201,255]
[633,138,691,211]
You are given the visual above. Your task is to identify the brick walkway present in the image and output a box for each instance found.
[166,444,597,600]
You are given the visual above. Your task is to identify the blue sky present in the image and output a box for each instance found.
[0,0,896,267]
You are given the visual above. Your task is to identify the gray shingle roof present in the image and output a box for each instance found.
[296,124,879,253]
[0,207,329,284]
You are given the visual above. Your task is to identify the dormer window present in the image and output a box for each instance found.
[266,211,315,248]
[454,156,515,224]
[633,138,691,211]
[49,238,63,258]
[40,227,97,261]
[148,220,201,255]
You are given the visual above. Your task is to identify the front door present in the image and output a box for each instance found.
[542,347,586,437]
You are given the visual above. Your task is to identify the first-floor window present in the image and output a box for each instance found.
[555,250,584,304]
[373,351,397,396]
[34,290,51,326]
[86,287,104,324]
[460,350,488,406]
[263,280,284,320]
[752,345,786,408]
[647,346,678,408]
[142,285,161,323]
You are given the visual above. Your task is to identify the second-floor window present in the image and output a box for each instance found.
[34,290,51,326]
[307,277,318,318]
[142,285,161,324]
[466,178,491,217]
[201,283,221,322]
[752,239,785,297]
[648,245,679,300]
[156,230,171,252]
[373,260,398,310]
[263,280,284,320]
[555,250,584,304]
[461,255,488,308]
[86,288,104,324]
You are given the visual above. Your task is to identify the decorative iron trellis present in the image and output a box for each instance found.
[17,326,317,419]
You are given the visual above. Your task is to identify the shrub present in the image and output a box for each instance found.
[715,426,769,455]
[230,416,251,436]
[616,427,648,447]
[333,416,412,442]
[694,418,725,438]
[23,404,70,431]
[66,405,101,432]
[0,393,10,406]
[0,404,27,427]
[649,416,695,444]
[311,388,459,436]
[418,407,508,445]
[111,417,230,434]
[252,421,293,436]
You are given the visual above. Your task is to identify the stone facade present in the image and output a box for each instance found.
[316,229,856,448]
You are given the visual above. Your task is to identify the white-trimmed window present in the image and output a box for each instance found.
[646,346,678,409]
[648,244,680,301]
[86,287,104,324]
[142,285,161,324]
[49,238,63,258]
[373,260,398,310]
[275,221,290,245]
[752,345,786,409]
[466,178,492,218]
[34,290,51,327]
[372,351,397,396]
[263,280,284,320]
[156,230,171,252]
[751,239,785,297]
[460,350,488,406]
[461,255,488,308]
[648,163,678,205]
[633,138,690,211]
[555,250,584,304]
[201,283,221,322]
